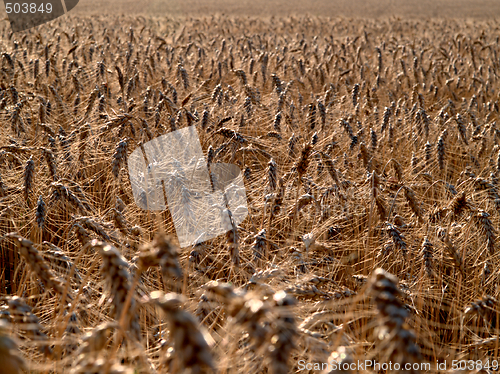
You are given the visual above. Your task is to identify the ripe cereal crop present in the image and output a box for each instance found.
[0,8,499,373]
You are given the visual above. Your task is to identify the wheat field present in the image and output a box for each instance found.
[0,7,499,374]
